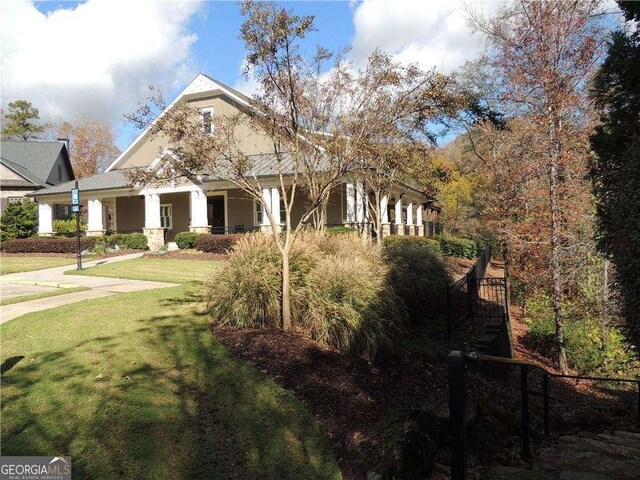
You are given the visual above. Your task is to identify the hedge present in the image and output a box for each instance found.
[103,233,148,250]
[435,235,479,259]
[175,232,206,249]
[2,237,97,253]
[195,234,241,253]
[53,219,85,236]
[382,235,442,254]
[326,226,355,235]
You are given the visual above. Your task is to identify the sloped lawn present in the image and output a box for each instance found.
[0,285,340,480]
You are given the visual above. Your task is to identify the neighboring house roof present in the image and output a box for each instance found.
[27,169,132,197]
[0,156,46,186]
[0,141,73,187]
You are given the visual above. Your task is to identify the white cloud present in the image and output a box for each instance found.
[350,0,502,72]
[1,0,202,128]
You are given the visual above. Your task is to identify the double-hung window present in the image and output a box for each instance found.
[254,197,286,225]
[160,204,172,230]
[201,107,214,134]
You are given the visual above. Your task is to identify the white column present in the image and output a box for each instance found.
[395,196,403,225]
[144,193,161,228]
[261,187,272,226]
[416,204,423,225]
[380,195,389,223]
[345,182,356,223]
[190,189,208,228]
[270,187,281,225]
[38,202,53,235]
[406,201,413,226]
[87,198,104,232]
[355,181,365,222]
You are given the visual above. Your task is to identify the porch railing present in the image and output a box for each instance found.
[448,351,640,480]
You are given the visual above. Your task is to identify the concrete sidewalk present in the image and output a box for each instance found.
[0,253,178,324]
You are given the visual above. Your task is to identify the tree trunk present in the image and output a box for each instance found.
[549,132,568,374]
[601,258,609,350]
[281,247,292,331]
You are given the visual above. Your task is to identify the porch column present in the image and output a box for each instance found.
[189,189,210,233]
[260,187,272,233]
[86,198,104,236]
[355,181,366,223]
[406,201,413,228]
[271,187,281,229]
[395,196,404,235]
[380,194,390,238]
[416,204,424,236]
[143,193,164,250]
[345,182,356,224]
[38,202,53,236]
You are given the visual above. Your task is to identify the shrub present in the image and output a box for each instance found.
[175,232,205,249]
[326,226,355,235]
[53,218,85,236]
[524,295,637,375]
[196,234,241,253]
[0,201,37,242]
[2,236,96,253]
[105,233,148,250]
[206,233,409,360]
[383,237,452,312]
[382,235,442,255]
[436,234,478,259]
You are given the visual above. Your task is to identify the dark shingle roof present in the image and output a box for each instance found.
[28,169,133,197]
[0,141,67,186]
[0,157,45,186]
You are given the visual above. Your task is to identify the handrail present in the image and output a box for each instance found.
[448,350,640,480]
[472,352,640,384]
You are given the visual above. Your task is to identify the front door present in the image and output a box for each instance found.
[207,196,225,234]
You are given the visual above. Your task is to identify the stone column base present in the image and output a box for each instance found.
[143,227,166,251]
[86,230,105,237]
[260,224,281,234]
[381,223,391,238]
[396,223,405,236]
[38,232,54,237]
[189,226,211,234]
[416,225,424,237]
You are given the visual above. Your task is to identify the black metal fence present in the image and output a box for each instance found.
[447,247,494,337]
[448,351,640,480]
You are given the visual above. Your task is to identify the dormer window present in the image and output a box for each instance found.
[201,107,214,134]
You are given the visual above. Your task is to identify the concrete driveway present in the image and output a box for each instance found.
[0,253,178,324]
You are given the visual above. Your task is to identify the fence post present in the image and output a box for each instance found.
[521,365,531,459]
[447,287,452,339]
[543,372,550,436]
[448,351,467,480]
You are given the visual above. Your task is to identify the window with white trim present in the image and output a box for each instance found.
[201,107,214,134]
[160,204,172,229]
[254,198,286,225]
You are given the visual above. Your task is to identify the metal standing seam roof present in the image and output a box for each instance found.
[28,169,133,197]
[0,141,67,186]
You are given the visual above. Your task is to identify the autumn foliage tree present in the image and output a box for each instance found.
[57,115,120,177]
[467,0,608,372]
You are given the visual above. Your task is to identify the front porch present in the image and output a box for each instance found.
[35,180,442,250]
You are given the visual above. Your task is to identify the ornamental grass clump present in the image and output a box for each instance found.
[206,232,410,360]
[206,234,315,328]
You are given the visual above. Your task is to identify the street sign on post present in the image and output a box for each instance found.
[71,181,82,270]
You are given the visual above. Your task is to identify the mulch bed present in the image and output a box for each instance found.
[143,250,228,261]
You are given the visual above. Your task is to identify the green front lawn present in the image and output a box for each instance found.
[1,256,76,275]
[1,285,340,480]
[0,286,90,306]
[65,257,222,284]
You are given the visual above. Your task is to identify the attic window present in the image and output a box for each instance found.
[58,164,62,181]
[201,107,214,134]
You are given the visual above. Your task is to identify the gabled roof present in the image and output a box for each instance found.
[105,73,253,173]
[0,141,72,187]
[27,169,133,197]
[0,156,45,186]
